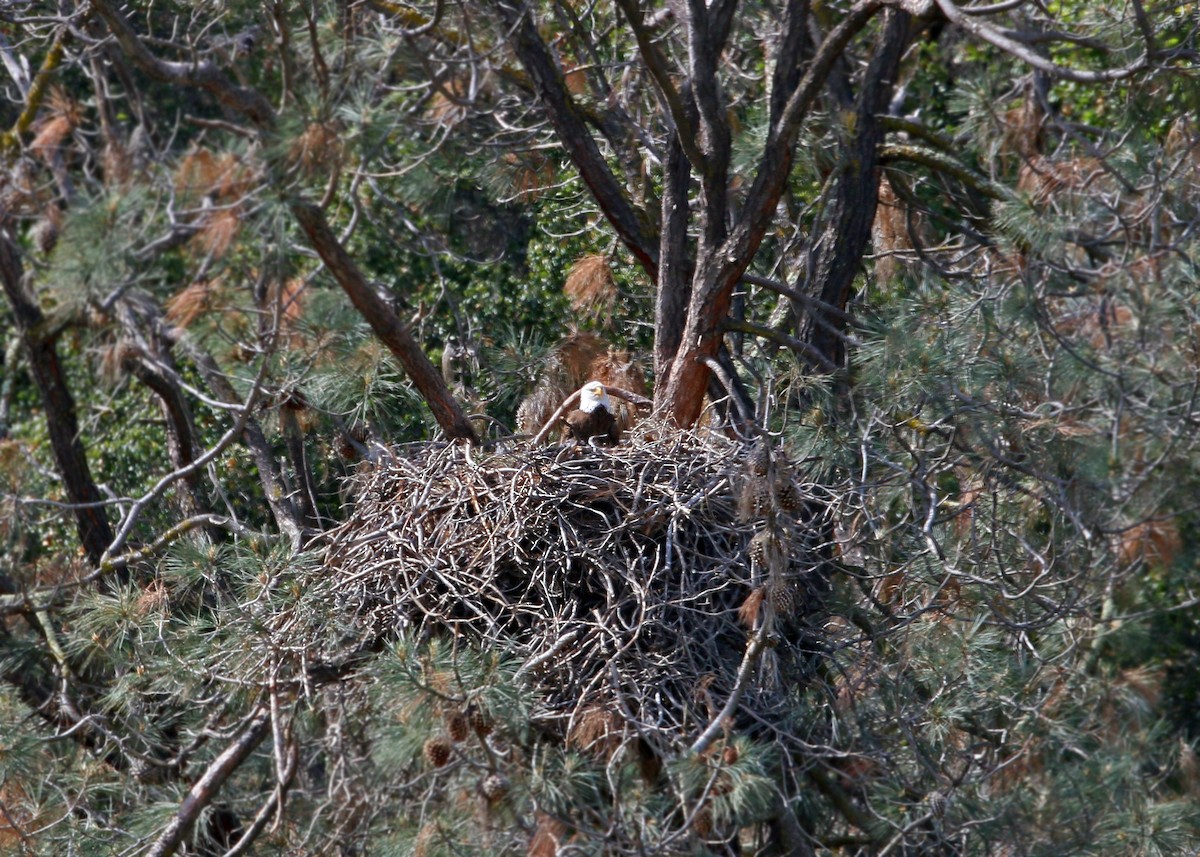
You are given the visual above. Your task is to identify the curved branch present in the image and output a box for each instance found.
[729,0,885,267]
[690,623,772,755]
[879,143,1018,202]
[0,231,114,566]
[723,318,840,373]
[933,0,1151,83]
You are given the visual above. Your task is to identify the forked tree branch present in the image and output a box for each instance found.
[88,1,278,128]
[725,0,885,277]
[613,0,706,173]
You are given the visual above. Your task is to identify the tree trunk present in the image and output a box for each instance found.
[654,136,693,390]
[655,2,887,426]
[658,256,742,427]
[802,9,912,372]
[0,231,114,566]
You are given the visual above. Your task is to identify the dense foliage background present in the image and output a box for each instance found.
[1,0,1199,854]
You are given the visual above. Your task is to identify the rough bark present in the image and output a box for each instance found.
[493,0,889,426]
[654,136,693,390]
[802,9,912,371]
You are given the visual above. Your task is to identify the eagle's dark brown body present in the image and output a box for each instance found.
[563,381,621,445]
[564,404,620,446]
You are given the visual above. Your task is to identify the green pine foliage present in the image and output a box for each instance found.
[1,0,1200,854]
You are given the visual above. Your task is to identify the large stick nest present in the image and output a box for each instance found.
[319,422,828,745]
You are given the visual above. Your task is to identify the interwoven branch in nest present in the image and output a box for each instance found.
[316,423,829,749]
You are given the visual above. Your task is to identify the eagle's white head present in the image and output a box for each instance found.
[578,380,612,413]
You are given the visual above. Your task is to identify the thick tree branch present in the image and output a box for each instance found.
[685,0,732,257]
[654,136,693,388]
[613,0,706,173]
[769,0,812,130]
[290,202,479,442]
[684,0,730,173]
[492,0,659,276]
[656,1,886,426]
[0,231,114,566]
[803,8,911,372]
[87,1,277,129]
[145,706,273,857]
[729,0,885,271]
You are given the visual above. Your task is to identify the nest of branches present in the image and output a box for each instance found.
[319,422,829,750]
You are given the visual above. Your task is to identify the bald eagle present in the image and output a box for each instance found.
[564,380,620,446]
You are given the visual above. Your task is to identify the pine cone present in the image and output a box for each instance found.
[423,737,452,767]
[479,772,510,802]
[748,442,770,476]
[740,479,771,520]
[928,790,949,819]
[770,581,797,616]
[446,711,470,743]
[748,530,772,566]
[469,704,494,737]
[721,744,739,766]
[775,478,803,513]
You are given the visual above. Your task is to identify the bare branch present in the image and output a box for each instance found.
[933,0,1152,83]
[87,0,278,129]
[145,706,273,857]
